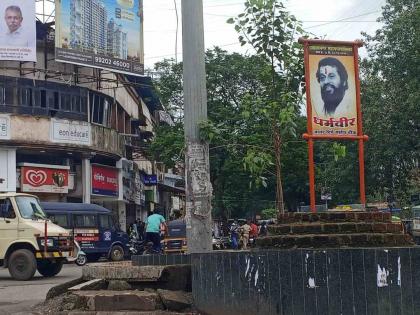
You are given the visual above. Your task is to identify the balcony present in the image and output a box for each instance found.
[0,75,88,122]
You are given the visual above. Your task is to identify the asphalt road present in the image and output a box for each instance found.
[0,264,82,315]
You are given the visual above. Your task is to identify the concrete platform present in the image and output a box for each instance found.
[82,262,167,282]
[73,291,163,312]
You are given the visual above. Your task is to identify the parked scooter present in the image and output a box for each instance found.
[67,240,87,266]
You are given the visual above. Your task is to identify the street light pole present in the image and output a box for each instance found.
[182,0,212,253]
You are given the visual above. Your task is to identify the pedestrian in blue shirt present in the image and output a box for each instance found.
[145,210,167,253]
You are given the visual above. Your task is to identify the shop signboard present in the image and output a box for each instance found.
[21,164,70,193]
[50,118,91,146]
[122,159,134,202]
[91,164,119,197]
[143,174,157,186]
[135,170,143,205]
[0,115,10,140]
[55,0,144,76]
[0,0,36,61]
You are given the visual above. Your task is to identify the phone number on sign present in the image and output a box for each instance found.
[94,57,130,69]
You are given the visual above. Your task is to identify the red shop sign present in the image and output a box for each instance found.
[91,164,119,197]
[21,166,69,193]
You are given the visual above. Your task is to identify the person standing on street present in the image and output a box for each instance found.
[241,219,252,250]
[259,221,268,237]
[230,220,239,250]
[145,210,167,253]
[250,220,258,239]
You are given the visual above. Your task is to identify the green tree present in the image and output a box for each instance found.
[149,48,309,218]
[227,0,305,213]
[361,0,419,204]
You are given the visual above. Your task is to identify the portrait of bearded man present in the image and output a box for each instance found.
[315,57,349,116]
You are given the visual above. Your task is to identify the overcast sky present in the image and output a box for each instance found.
[143,0,386,68]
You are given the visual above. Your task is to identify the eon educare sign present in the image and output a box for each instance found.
[91,164,119,197]
[51,118,91,146]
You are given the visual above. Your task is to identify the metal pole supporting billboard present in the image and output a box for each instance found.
[181,0,212,253]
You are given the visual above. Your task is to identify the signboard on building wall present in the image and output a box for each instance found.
[0,149,16,192]
[91,164,119,197]
[308,45,358,136]
[21,164,70,193]
[143,174,157,186]
[0,0,36,61]
[51,119,91,145]
[0,115,10,140]
[122,159,134,202]
[55,0,144,76]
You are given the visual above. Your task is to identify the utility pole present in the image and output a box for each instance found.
[182,0,212,253]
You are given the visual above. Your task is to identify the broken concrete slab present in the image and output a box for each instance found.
[67,311,198,315]
[82,263,192,292]
[82,262,166,282]
[157,290,193,312]
[74,291,163,312]
[107,280,132,291]
[46,277,85,300]
[69,279,107,291]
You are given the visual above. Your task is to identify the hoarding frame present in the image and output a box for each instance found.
[54,0,144,76]
[299,38,368,212]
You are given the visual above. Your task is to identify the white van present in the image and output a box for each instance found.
[0,193,74,280]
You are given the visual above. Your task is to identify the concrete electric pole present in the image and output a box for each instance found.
[182,0,213,253]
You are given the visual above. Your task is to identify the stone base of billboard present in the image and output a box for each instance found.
[256,211,414,249]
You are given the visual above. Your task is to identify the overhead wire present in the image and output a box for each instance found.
[144,9,381,61]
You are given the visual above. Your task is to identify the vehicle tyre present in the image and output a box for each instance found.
[8,249,37,281]
[110,245,124,261]
[37,259,64,277]
[75,254,87,266]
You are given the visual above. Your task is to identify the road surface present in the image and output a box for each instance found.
[0,264,82,315]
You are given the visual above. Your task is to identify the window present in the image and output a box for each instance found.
[90,93,112,127]
[0,85,5,105]
[5,86,16,106]
[74,214,97,228]
[48,214,69,228]
[71,95,81,112]
[47,91,60,110]
[61,94,71,111]
[99,215,112,229]
[80,96,87,114]
[20,88,32,106]
[0,198,15,219]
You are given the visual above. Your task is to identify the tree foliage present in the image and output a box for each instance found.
[149,48,309,218]
[361,0,419,204]
[227,0,306,213]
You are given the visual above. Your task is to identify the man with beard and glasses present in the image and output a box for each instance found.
[316,57,349,116]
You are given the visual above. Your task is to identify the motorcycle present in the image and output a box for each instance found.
[129,236,145,256]
[212,236,231,250]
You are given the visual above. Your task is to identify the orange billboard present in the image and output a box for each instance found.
[308,45,358,136]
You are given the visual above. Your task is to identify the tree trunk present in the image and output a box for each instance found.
[274,127,285,214]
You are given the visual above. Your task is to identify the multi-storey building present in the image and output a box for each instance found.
[70,0,108,54]
[107,19,128,59]
[0,22,163,231]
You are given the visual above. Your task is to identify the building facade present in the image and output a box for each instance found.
[0,22,165,231]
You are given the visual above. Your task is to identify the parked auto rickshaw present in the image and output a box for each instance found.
[161,219,187,253]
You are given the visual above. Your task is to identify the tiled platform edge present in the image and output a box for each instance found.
[192,248,420,315]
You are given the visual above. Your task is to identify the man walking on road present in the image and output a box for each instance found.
[145,209,167,253]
